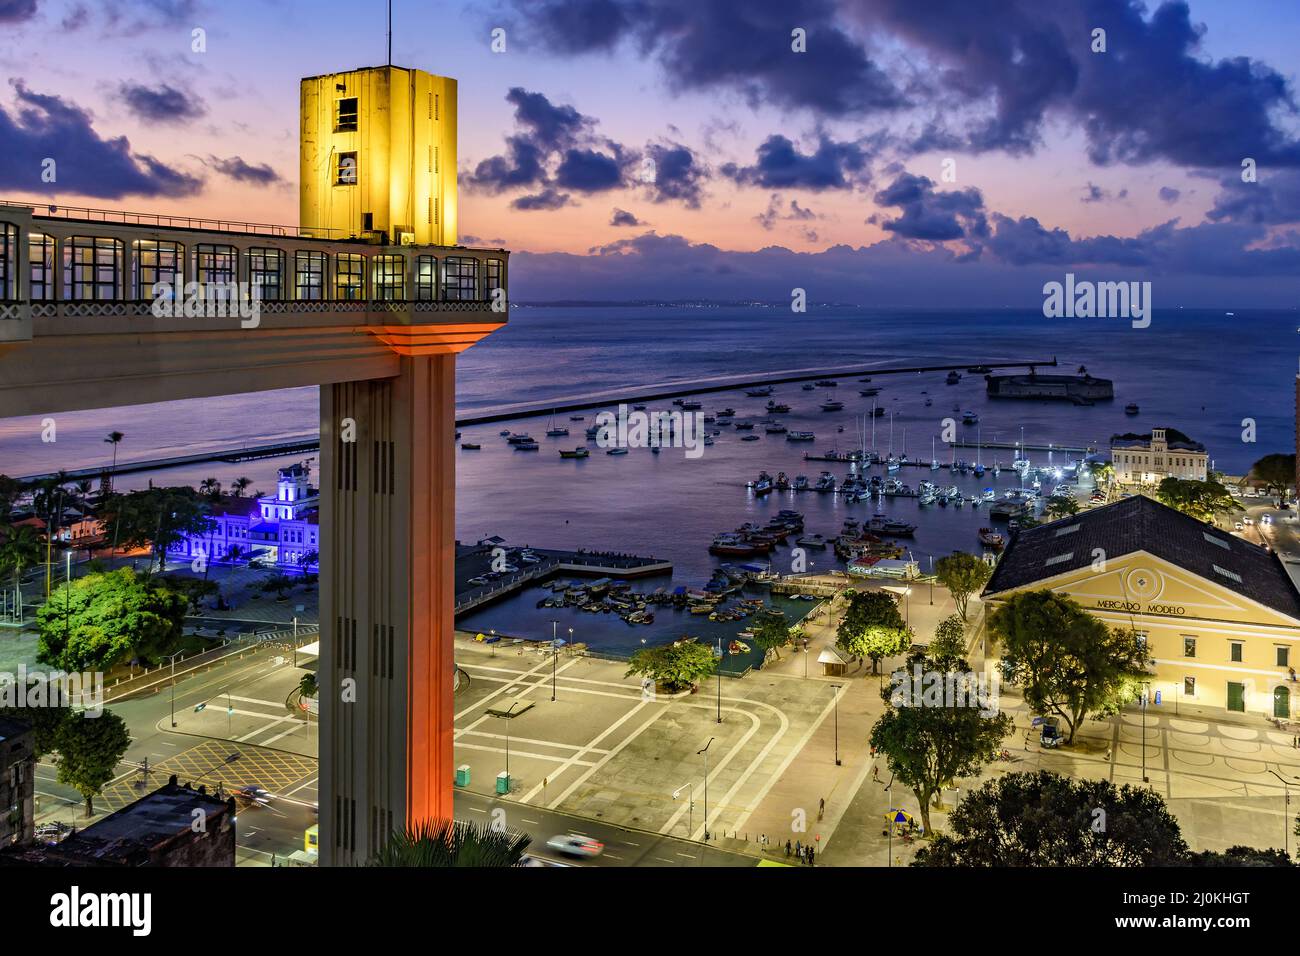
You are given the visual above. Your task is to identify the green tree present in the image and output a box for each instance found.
[1089,461,1115,490]
[625,638,717,693]
[930,614,967,662]
[36,567,188,672]
[934,552,993,621]
[836,590,908,673]
[260,573,296,600]
[751,609,792,662]
[1250,453,1295,502]
[298,672,319,698]
[98,487,214,573]
[55,708,131,817]
[160,575,219,613]
[0,522,41,622]
[0,705,70,757]
[988,590,1147,743]
[1189,846,1295,867]
[1156,476,1238,523]
[1045,496,1080,520]
[870,650,1013,834]
[913,771,1190,867]
[369,818,531,867]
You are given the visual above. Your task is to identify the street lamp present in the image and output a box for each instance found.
[830,684,843,766]
[496,700,523,785]
[1141,682,1149,784]
[698,738,714,841]
[164,650,185,727]
[1267,769,1298,858]
[715,639,723,724]
[672,783,694,838]
[550,619,559,702]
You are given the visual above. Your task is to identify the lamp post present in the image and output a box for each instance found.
[164,650,184,728]
[672,783,694,839]
[1267,769,1297,858]
[715,639,723,724]
[550,619,559,702]
[1141,682,1149,784]
[698,738,714,841]
[830,684,843,765]
[497,700,522,784]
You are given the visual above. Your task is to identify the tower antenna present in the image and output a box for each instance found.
[387,0,392,65]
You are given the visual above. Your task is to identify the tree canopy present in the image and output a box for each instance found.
[1155,476,1238,523]
[369,818,531,867]
[55,708,131,817]
[97,487,214,571]
[1250,453,1295,500]
[37,567,188,672]
[750,609,792,661]
[934,552,993,621]
[836,590,909,673]
[625,637,717,693]
[988,589,1147,743]
[913,771,1191,867]
[929,614,967,663]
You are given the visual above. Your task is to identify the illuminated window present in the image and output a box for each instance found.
[29,233,53,301]
[372,255,404,300]
[334,253,365,300]
[0,222,15,299]
[195,244,237,287]
[64,236,123,300]
[247,247,284,300]
[442,256,479,301]
[1184,676,1195,696]
[415,256,437,300]
[1183,636,1197,658]
[485,258,505,299]
[295,251,327,300]
[335,97,358,132]
[134,239,183,299]
[336,151,358,185]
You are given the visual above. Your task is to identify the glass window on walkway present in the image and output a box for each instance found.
[134,239,184,299]
[64,236,123,300]
[335,253,365,300]
[485,258,504,300]
[372,254,404,300]
[247,247,284,300]
[0,222,16,299]
[443,256,479,301]
[415,255,437,300]
[29,233,53,301]
[295,251,327,300]
[195,243,237,288]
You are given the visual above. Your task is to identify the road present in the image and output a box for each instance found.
[455,790,754,867]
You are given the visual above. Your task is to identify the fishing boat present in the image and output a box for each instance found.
[859,387,880,396]
[815,379,838,387]
[460,442,481,450]
[946,371,961,384]
[792,474,810,491]
[814,472,837,492]
[796,533,827,549]
[774,472,791,490]
[607,447,629,456]
[802,383,816,391]
[506,432,536,445]
[866,514,917,537]
[786,430,816,442]
[741,434,761,442]
[716,407,736,417]
[1125,402,1139,415]
[766,400,791,413]
[820,398,845,411]
[514,440,540,451]
[962,411,979,425]
[765,423,787,434]
[751,471,774,495]
[978,528,1006,550]
[559,447,590,459]
[585,425,601,439]
[745,385,775,397]
[733,420,755,430]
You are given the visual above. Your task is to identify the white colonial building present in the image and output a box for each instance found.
[1110,427,1208,484]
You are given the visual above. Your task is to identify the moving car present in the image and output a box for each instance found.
[546,833,604,858]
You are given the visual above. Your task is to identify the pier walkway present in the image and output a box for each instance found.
[453,546,672,616]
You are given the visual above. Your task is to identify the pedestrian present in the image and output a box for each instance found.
[818,797,825,821]
[785,839,792,857]
[808,846,815,866]
[795,839,802,858]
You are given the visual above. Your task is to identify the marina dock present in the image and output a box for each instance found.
[453,546,672,616]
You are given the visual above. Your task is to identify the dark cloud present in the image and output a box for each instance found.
[119,83,206,124]
[864,0,1300,168]
[645,142,706,207]
[0,0,38,23]
[467,87,586,193]
[1207,170,1300,225]
[206,155,280,186]
[512,188,572,211]
[873,171,988,241]
[722,134,871,191]
[1158,186,1181,203]
[0,82,202,198]
[755,194,818,230]
[514,0,905,117]
[555,147,625,191]
[610,208,644,226]
[1081,182,1127,203]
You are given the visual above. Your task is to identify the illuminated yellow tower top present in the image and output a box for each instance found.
[300,65,458,246]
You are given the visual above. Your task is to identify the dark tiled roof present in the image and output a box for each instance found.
[984,495,1300,620]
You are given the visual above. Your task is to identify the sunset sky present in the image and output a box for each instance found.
[3,0,1300,305]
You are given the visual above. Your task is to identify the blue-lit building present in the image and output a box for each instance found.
[170,463,320,572]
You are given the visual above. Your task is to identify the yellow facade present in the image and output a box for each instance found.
[984,551,1300,717]
[300,65,458,245]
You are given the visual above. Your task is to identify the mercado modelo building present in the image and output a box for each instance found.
[169,463,320,572]
[983,495,1300,719]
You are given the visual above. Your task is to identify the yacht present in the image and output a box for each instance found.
[765,423,788,434]
[545,410,569,437]
[786,430,816,442]
[962,411,979,425]
[716,407,736,417]
[606,447,629,456]
[559,447,590,459]
[792,474,810,491]
[796,533,828,549]
[866,514,917,537]
[514,440,540,451]
[460,442,481,450]
[859,387,880,396]
[733,421,755,430]
[752,472,774,495]
[814,472,837,492]
[1125,402,1140,415]
[821,398,845,411]
[766,400,791,413]
[946,371,961,385]
[506,432,535,444]
[745,385,775,397]
[741,434,761,442]
[585,425,601,439]
[815,379,838,388]
[802,383,816,391]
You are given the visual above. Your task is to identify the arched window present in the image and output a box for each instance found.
[195,244,238,288]
[134,239,184,299]
[0,222,16,300]
[64,236,124,300]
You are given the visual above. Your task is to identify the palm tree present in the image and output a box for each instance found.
[0,523,41,623]
[230,476,252,498]
[367,819,531,867]
[198,477,223,501]
[103,431,124,494]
